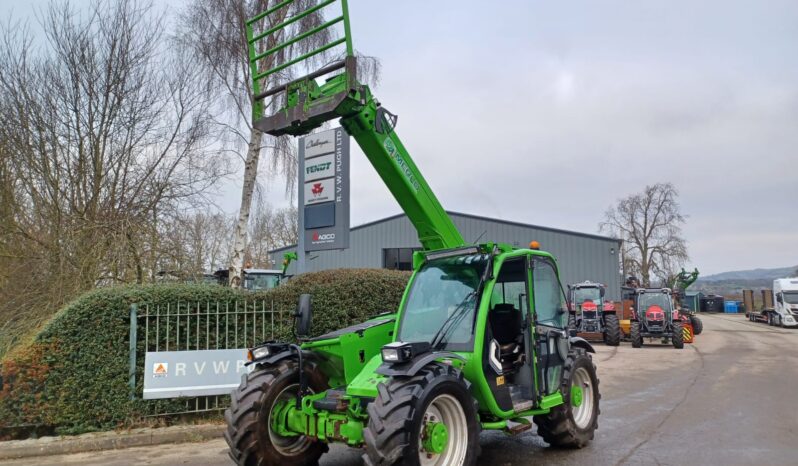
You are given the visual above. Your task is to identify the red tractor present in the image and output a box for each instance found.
[623,287,685,348]
[567,281,621,346]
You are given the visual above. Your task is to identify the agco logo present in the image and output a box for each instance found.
[312,232,335,241]
[311,183,324,196]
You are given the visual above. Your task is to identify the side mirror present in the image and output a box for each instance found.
[600,287,606,298]
[776,293,783,303]
[295,294,313,338]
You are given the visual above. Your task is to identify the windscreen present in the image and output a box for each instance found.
[574,287,601,308]
[244,274,280,291]
[638,292,672,318]
[397,254,487,351]
[783,292,798,305]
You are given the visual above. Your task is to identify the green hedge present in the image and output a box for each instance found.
[0,269,410,437]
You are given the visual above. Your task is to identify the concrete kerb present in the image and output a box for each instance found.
[0,424,224,460]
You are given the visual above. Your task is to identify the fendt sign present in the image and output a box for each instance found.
[298,127,350,252]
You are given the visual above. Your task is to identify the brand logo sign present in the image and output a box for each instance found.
[304,178,334,205]
[311,231,336,244]
[305,131,335,158]
[297,127,349,253]
[304,153,334,182]
[143,349,251,399]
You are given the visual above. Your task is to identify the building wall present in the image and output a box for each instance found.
[271,212,623,300]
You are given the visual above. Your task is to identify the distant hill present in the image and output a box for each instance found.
[699,266,798,282]
[692,265,798,299]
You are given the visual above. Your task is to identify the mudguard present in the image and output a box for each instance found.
[376,351,465,377]
[569,336,596,354]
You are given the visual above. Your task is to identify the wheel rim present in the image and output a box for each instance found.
[571,367,595,429]
[419,394,468,466]
[267,384,312,456]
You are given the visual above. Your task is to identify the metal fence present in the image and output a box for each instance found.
[129,299,293,416]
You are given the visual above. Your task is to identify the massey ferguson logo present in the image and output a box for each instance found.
[311,183,324,196]
[312,232,335,242]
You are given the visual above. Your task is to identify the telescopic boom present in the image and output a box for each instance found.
[246,2,465,251]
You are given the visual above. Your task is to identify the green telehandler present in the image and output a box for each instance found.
[669,268,703,335]
[226,3,601,465]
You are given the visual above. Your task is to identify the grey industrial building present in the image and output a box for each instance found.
[270,211,623,299]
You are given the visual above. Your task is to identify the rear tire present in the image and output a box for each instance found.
[631,321,643,348]
[672,322,684,349]
[363,363,480,466]
[534,349,600,448]
[603,314,621,346]
[568,313,577,332]
[224,360,328,466]
[690,315,703,335]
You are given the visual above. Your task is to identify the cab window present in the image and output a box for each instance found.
[532,258,566,328]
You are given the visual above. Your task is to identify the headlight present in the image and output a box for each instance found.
[251,346,271,360]
[381,341,431,364]
[381,348,401,362]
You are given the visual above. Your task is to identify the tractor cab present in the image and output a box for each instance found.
[213,268,283,291]
[636,290,674,330]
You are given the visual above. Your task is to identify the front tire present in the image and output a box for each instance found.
[224,360,328,466]
[363,363,479,466]
[534,349,600,448]
[631,321,643,348]
[672,322,684,349]
[603,314,621,346]
[690,315,703,335]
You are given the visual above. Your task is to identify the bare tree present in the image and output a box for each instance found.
[177,0,378,287]
[600,183,689,287]
[0,1,223,353]
[167,211,234,277]
[246,194,298,267]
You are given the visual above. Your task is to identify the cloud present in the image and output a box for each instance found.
[202,0,798,274]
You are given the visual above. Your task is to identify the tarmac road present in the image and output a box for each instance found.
[2,313,796,466]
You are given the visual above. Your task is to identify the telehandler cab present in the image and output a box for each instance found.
[225,3,601,465]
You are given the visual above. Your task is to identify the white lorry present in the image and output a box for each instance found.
[771,278,798,327]
[749,278,798,327]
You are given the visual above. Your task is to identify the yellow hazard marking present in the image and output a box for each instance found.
[683,327,693,342]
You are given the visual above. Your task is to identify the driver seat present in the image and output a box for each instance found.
[489,303,524,372]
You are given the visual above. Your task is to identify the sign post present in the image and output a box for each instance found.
[296,128,350,273]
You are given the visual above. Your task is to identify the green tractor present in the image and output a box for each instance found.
[226,3,601,465]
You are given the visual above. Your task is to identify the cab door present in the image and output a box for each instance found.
[529,256,570,395]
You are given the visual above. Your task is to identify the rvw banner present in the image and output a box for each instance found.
[143,349,251,399]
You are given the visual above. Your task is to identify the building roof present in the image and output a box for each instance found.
[270,211,621,254]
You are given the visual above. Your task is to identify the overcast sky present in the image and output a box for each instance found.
[6,0,797,274]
